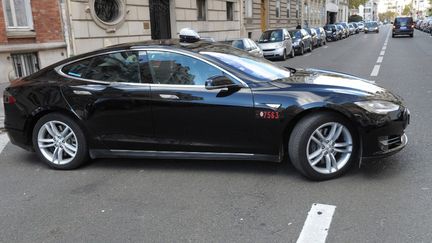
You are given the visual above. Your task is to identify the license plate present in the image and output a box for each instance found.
[400,26,407,30]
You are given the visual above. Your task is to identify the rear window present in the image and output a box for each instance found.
[395,17,412,26]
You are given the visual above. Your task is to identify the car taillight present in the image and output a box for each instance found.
[3,90,16,104]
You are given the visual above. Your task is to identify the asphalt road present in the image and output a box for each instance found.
[1,25,431,242]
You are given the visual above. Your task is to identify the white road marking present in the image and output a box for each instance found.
[380,50,385,56]
[371,64,381,76]
[382,46,387,50]
[377,56,384,63]
[296,203,336,243]
[323,45,328,48]
[0,133,9,155]
[304,53,311,57]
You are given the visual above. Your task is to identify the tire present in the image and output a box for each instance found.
[288,112,358,180]
[309,43,313,52]
[32,113,89,170]
[410,33,413,37]
[392,34,395,38]
[300,45,304,55]
[290,48,295,58]
[282,49,287,60]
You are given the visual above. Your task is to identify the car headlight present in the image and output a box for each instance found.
[354,100,400,114]
[365,27,368,30]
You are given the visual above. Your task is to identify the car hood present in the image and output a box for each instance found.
[257,42,282,49]
[269,68,402,103]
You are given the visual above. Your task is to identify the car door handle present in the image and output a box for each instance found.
[159,94,179,100]
[73,90,92,95]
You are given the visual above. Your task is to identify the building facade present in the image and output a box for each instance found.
[363,0,378,21]
[325,0,348,24]
[0,0,67,83]
[302,0,326,27]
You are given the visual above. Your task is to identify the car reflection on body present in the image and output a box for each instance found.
[3,40,409,180]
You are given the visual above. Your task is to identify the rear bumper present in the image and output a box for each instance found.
[6,128,33,151]
[393,29,413,35]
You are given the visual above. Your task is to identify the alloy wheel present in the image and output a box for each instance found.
[37,120,78,165]
[306,122,353,174]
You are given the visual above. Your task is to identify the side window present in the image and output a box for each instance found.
[247,39,256,50]
[62,58,92,78]
[147,51,223,86]
[232,40,245,50]
[243,39,251,50]
[138,51,153,83]
[84,51,140,83]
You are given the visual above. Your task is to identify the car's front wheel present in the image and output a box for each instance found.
[288,112,358,180]
[33,113,89,170]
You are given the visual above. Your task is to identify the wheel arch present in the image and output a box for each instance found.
[25,107,87,147]
[282,106,362,159]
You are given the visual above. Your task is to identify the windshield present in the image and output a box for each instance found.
[366,22,378,27]
[289,30,302,39]
[202,51,292,82]
[258,30,283,43]
[395,17,412,26]
[324,25,336,31]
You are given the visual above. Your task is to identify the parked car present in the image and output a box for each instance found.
[3,40,410,180]
[348,24,356,35]
[231,38,263,57]
[336,24,348,38]
[364,21,379,33]
[315,27,327,46]
[357,22,365,32]
[392,17,413,37]
[257,28,294,60]
[305,28,319,47]
[336,22,350,37]
[289,29,313,55]
[349,22,360,33]
[324,24,342,41]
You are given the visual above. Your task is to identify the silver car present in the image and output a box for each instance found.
[231,38,264,57]
[257,28,294,60]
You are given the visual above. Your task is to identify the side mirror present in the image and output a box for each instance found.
[8,71,17,82]
[205,75,240,90]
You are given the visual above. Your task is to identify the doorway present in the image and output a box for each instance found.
[149,0,171,39]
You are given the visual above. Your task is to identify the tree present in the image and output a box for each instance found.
[378,11,397,22]
[402,4,412,16]
[349,0,368,9]
[348,15,363,22]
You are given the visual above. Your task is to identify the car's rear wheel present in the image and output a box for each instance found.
[33,113,88,169]
[290,48,295,58]
[300,45,304,55]
[410,33,413,37]
[282,49,287,60]
[288,112,358,180]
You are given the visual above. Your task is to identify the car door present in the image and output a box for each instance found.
[60,51,154,151]
[145,50,256,153]
[282,29,293,53]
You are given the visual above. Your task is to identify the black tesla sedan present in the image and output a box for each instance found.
[3,40,409,180]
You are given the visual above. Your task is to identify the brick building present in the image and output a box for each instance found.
[0,0,67,82]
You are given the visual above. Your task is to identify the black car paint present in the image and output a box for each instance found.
[3,41,409,162]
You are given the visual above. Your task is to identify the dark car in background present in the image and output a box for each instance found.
[315,27,327,46]
[365,21,379,33]
[232,38,263,57]
[289,29,313,55]
[324,24,341,41]
[305,28,318,47]
[257,28,295,60]
[392,16,414,37]
[3,40,409,180]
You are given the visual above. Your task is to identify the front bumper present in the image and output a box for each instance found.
[393,29,413,35]
[262,47,285,59]
[361,108,410,158]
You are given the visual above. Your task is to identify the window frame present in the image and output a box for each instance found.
[226,1,234,21]
[275,0,281,18]
[245,0,253,18]
[3,0,34,30]
[11,52,39,77]
[55,49,248,88]
[287,0,291,18]
[197,0,207,21]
